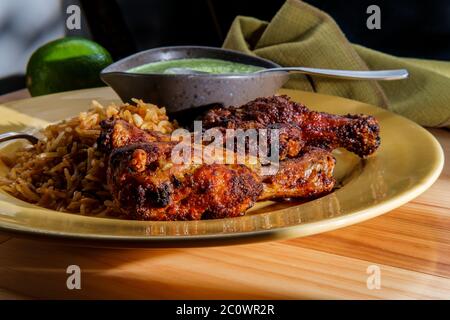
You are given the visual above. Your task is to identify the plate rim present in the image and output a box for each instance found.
[0,87,444,247]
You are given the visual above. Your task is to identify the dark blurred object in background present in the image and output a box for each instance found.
[305,0,450,60]
[1,0,449,94]
[79,0,136,60]
[96,0,449,60]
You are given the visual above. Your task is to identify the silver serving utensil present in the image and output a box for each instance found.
[166,67,409,80]
[0,132,38,145]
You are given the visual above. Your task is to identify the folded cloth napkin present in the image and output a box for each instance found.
[223,0,450,128]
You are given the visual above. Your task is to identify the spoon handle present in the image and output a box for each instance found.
[260,67,409,80]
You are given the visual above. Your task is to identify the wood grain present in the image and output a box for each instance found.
[0,232,12,244]
[291,129,450,280]
[0,238,449,299]
[292,203,450,277]
[0,288,30,300]
[0,90,448,299]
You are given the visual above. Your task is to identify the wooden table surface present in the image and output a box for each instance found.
[0,90,449,300]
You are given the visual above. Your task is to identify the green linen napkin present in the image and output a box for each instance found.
[223,0,450,128]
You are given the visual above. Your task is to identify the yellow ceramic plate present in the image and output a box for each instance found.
[0,87,444,247]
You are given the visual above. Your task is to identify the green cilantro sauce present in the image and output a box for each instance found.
[127,58,264,74]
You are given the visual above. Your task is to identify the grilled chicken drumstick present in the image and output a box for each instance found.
[201,95,380,158]
[98,120,335,220]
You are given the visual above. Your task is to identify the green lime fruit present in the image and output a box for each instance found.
[26,37,113,96]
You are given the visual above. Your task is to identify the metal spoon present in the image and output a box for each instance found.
[0,132,38,145]
[166,67,409,80]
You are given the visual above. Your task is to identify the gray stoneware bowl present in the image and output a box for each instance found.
[100,46,289,114]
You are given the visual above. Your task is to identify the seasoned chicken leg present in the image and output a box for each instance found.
[201,95,380,157]
[98,120,336,220]
[107,142,263,220]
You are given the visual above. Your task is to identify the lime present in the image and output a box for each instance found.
[26,37,113,96]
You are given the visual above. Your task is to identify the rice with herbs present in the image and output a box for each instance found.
[0,99,176,216]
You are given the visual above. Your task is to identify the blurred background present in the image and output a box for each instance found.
[0,0,449,94]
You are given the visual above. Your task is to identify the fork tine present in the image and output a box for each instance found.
[0,132,38,145]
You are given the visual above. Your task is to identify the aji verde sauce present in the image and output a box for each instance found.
[127,58,264,74]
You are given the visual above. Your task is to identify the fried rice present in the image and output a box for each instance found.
[0,99,176,217]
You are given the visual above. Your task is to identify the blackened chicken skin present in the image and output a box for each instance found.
[201,95,380,158]
[98,118,170,153]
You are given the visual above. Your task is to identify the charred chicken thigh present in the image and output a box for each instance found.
[107,142,263,220]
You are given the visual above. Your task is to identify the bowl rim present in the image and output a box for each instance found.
[101,45,287,79]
